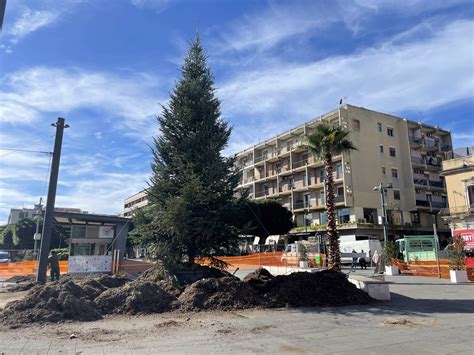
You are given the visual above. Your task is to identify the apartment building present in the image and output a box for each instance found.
[235,104,453,241]
[123,190,149,217]
[440,150,474,251]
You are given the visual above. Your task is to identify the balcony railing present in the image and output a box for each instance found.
[292,159,308,169]
[431,201,447,209]
[411,156,424,165]
[254,190,266,198]
[293,201,312,210]
[414,178,428,186]
[429,180,445,188]
[409,136,422,145]
[416,200,430,207]
[334,195,345,203]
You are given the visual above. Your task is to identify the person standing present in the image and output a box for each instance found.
[48,250,60,281]
[359,249,367,269]
[351,249,358,270]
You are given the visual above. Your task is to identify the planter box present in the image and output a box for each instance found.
[385,265,399,276]
[450,270,468,283]
[299,261,309,268]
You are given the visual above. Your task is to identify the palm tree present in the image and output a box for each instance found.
[304,123,356,271]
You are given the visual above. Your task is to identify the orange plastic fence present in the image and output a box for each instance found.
[118,259,154,275]
[197,252,326,269]
[399,258,474,281]
[0,261,68,279]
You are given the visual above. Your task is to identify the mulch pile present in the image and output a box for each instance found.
[1,280,101,327]
[1,266,373,326]
[95,280,176,315]
[177,276,260,311]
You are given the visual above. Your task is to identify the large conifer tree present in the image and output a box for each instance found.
[147,36,240,266]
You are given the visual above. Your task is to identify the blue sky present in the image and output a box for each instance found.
[0,0,473,224]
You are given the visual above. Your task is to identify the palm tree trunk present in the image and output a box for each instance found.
[325,154,340,271]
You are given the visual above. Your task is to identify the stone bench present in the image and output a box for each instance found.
[347,275,391,301]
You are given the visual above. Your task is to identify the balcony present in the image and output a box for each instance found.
[416,200,430,207]
[411,156,424,166]
[291,159,308,170]
[254,190,266,198]
[431,201,447,209]
[409,136,422,147]
[293,201,312,210]
[428,180,445,188]
[413,178,428,186]
[334,195,345,203]
[242,176,255,184]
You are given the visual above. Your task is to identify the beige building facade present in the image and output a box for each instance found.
[123,190,149,217]
[441,151,474,240]
[235,104,453,241]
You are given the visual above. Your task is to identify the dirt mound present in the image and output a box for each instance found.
[94,280,176,315]
[79,279,107,300]
[260,270,373,308]
[94,275,129,288]
[242,267,274,291]
[0,280,101,326]
[7,281,38,293]
[4,275,35,283]
[177,276,260,311]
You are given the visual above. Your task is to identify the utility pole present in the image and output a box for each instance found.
[36,118,68,284]
[33,197,43,258]
[373,182,393,244]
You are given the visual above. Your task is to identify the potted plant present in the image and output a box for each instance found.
[448,235,468,283]
[384,241,399,275]
[298,243,309,268]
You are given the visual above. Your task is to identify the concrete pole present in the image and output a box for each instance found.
[33,197,43,258]
[379,183,388,244]
[36,118,67,284]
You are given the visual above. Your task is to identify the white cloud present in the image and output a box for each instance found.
[9,8,59,43]
[219,20,474,124]
[0,67,164,138]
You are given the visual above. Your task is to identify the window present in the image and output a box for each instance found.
[353,119,360,130]
[319,170,325,183]
[377,122,382,132]
[393,190,401,200]
[337,186,344,196]
[389,147,396,157]
[382,166,386,175]
[387,127,394,137]
[391,168,398,179]
[379,145,384,153]
[336,164,343,179]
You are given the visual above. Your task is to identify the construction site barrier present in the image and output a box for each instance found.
[396,258,474,281]
[197,252,326,270]
[0,261,68,279]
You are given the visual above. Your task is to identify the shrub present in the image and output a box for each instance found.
[447,235,466,271]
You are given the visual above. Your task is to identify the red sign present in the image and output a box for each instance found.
[453,229,474,250]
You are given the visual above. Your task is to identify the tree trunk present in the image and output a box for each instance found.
[325,154,340,271]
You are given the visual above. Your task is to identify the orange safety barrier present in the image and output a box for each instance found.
[0,261,68,279]
[197,252,326,270]
[398,258,474,281]
[118,259,154,275]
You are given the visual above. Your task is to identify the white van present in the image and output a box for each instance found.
[340,239,382,264]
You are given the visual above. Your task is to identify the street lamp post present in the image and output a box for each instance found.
[373,183,393,243]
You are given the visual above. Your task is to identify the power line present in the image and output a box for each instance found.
[0,147,52,158]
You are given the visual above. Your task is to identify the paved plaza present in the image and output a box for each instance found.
[0,272,472,354]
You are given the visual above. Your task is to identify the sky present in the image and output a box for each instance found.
[0,0,473,224]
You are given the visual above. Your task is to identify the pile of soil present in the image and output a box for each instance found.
[0,280,101,326]
[177,276,260,311]
[242,267,274,291]
[257,270,373,308]
[6,281,38,293]
[94,280,176,315]
[4,275,35,283]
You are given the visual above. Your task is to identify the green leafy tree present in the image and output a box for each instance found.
[145,36,240,267]
[384,240,397,266]
[304,123,356,271]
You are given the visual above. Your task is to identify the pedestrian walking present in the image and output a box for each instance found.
[48,250,60,281]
